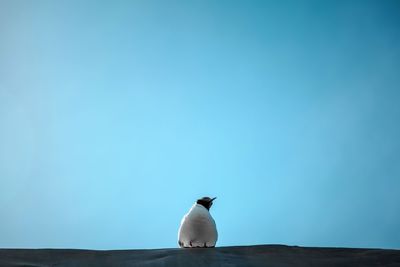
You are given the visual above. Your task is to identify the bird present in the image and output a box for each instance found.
[178,196,218,248]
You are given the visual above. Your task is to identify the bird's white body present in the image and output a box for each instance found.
[178,203,218,248]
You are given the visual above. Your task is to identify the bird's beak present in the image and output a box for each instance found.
[211,197,217,202]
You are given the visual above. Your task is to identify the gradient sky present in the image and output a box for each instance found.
[1,0,400,250]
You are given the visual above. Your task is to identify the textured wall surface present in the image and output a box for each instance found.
[1,245,399,267]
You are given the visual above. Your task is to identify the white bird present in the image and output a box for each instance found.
[178,197,218,248]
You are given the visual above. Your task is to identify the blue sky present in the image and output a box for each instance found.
[0,0,399,249]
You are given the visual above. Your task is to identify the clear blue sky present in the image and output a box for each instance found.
[1,0,399,250]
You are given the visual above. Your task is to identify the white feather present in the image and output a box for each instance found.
[178,203,218,248]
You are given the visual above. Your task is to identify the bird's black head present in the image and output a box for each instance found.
[196,196,217,210]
